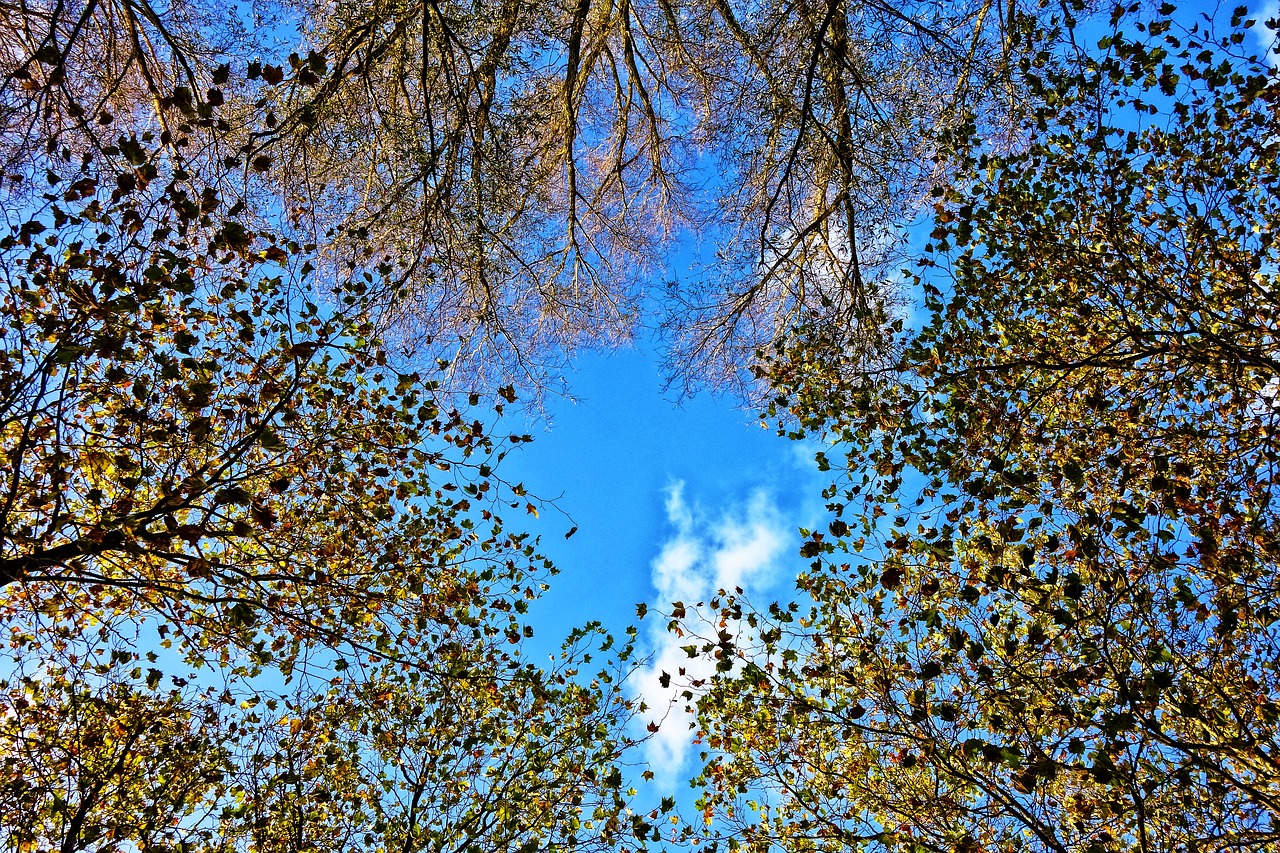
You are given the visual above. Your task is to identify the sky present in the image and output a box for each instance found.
[497,343,828,786]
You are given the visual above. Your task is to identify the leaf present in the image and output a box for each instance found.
[258,425,286,452]
[879,565,903,589]
[215,486,252,506]
[33,44,62,65]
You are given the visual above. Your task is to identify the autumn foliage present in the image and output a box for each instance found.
[678,7,1280,853]
[0,125,647,853]
[4,0,1280,851]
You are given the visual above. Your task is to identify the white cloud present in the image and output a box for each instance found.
[1255,0,1280,67]
[632,482,793,786]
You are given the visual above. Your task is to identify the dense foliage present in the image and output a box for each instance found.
[677,7,1280,852]
[0,134,651,852]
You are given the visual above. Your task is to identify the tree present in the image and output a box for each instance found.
[2,623,648,853]
[0,132,652,853]
[256,0,1028,394]
[0,0,251,177]
[0,130,519,664]
[676,6,1280,852]
[649,0,1030,393]
[2,0,1041,397]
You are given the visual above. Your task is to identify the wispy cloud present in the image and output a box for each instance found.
[633,482,793,784]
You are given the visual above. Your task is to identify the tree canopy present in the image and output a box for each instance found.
[674,6,1280,852]
[6,0,1280,851]
[0,124,656,853]
[0,0,1038,395]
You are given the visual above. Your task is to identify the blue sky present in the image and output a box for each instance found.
[498,343,826,784]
